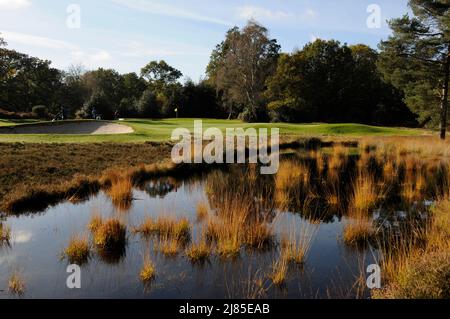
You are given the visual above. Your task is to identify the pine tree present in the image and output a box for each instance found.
[378,0,449,139]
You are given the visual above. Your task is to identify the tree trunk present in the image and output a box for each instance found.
[440,54,450,140]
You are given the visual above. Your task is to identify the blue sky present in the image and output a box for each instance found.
[0,0,411,81]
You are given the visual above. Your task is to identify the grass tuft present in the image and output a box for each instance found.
[91,218,127,250]
[186,240,212,263]
[140,257,156,283]
[0,222,11,245]
[64,235,90,265]
[9,271,25,296]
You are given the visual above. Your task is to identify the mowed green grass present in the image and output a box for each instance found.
[0,118,430,143]
[0,119,40,127]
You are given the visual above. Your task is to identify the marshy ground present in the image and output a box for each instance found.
[0,135,449,299]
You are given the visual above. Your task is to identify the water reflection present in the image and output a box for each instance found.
[0,148,448,299]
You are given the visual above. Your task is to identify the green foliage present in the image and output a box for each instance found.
[206,21,280,121]
[31,105,48,119]
[136,89,160,118]
[179,80,223,118]
[80,90,114,120]
[266,40,417,126]
[378,0,450,130]
[141,60,182,89]
[0,48,63,113]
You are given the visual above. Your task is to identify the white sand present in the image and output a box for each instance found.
[0,121,134,135]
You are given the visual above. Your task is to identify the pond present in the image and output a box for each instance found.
[0,148,443,299]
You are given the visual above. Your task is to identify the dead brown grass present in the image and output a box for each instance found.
[0,142,172,213]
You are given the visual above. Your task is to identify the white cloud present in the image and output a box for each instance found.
[1,30,77,50]
[305,9,317,19]
[236,5,317,22]
[236,6,293,21]
[120,41,209,58]
[310,34,319,42]
[0,0,31,9]
[112,0,232,26]
[1,30,112,68]
[13,230,32,244]
[70,50,112,67]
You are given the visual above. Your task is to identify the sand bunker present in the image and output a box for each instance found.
[0,121,134,135]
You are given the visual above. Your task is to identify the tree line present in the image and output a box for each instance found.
[0,0,448,136]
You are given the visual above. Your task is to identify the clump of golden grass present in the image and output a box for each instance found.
[140,257,156,283]
[281,222,318,265]
[343,217,376,246]
[244,222,274,249]
[87,213,104,233]
[275,160,309,191]
[91,218,127,250]
[186,240,212,262]
[326,193,339,207]
[205,194,274,257]
[424,201,450,252]
[351,173,379,212]
[401,171,426,203]
[328,144,348,170]
[356,151,373,173]
[0,222,11,245]
[207,218,242,258]
[375,251,450,299]
[383,160,397,182]
[107,175,133,211]
[374,200,450,299]
[275,160,309,208]
[196,202,209,221]
[310,150,325,174]
[64,235,90,265]
[134,215,191,243]
[323,181,340,209]
[9,271,25,295]
[154,235,181,257]
[270,258,288,286]
[225,266,271,299]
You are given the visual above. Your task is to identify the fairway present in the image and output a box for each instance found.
[0,119,430,143]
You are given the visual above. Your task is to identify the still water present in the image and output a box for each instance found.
[2,151,435,299]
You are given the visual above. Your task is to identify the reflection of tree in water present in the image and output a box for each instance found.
[202,150,448,226]
[96,244,127,265]
[373,202,430,241]
[203,155,357,223]
[143,178,181,198]
[204,165,277,223]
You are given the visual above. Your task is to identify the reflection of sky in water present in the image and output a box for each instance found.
[0,177,376,299]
